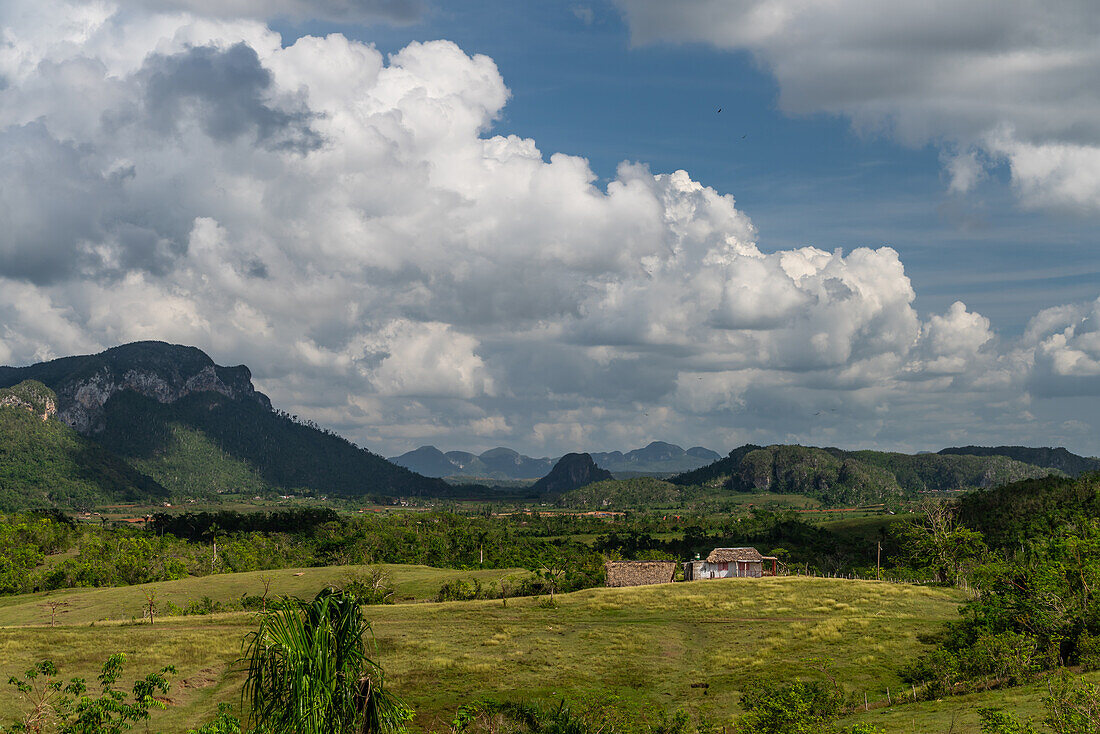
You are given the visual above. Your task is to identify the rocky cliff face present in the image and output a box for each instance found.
[0,342,271,434]
[0,381,57,421]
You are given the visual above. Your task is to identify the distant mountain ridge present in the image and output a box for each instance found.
[0,342,446,500]
[672,444,1059,506]
[590,442,720,474]
[389,440,720,479]
[389,446,555,479]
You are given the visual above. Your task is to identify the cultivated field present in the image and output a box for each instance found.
[0,573,967,732]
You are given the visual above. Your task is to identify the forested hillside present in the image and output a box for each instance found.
[0,381,167,511]
[97,389,447,498]
[939,445,1100,477]
[672,444,1055,505]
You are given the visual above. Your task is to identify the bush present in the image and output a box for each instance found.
[337,567,395,605]
[963,632,1041,685]
[187,703,242,734]
[900,648,961,699]
[1077,632,1100,672]
[733,679,845,734]
[977,708,1039,734]
[437,578,491,603]
[3,654,175,733]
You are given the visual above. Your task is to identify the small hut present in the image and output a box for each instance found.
[683,547,778,580]
[605,560,677,587]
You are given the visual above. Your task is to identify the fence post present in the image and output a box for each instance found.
[887,687,891,705]
[864,692,868,711]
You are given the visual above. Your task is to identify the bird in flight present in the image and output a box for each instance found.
[717,107,722,113]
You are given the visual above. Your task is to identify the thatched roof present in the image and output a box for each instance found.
[605,560,677,587]
[706,547,763,563]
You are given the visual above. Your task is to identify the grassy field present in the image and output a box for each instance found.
[0,564,529,626]
[0,574,967,732]
[838,669,1100,732]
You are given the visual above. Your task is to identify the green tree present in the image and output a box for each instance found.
[898,500,986,584]
[242,588,410,733]
[1044,672,1100,734]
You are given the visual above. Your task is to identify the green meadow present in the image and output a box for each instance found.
[0,564,529,627]
[0,572,968,732]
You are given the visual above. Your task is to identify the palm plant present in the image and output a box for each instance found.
[242,588,410,734]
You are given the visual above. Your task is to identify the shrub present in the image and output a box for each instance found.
[963,632,1040,685]
[1077,632,1100,672]
[900,648,961,699]
[338,567,395,605]
[436,578,489,603]
[733,679,844,734]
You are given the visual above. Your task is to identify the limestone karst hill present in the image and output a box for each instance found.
[531,452,613,495]
[0,342,446,502]
[672,443,1060,506]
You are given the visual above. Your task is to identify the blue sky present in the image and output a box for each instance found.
[272,0,1100,335]
[2,0,1099,456]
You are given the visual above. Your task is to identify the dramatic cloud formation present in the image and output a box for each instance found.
[0,0,1098,455]
[615,0,1100,212]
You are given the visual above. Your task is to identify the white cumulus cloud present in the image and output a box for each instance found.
[0,0,1097,455]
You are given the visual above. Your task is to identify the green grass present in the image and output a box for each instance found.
[724,492,821,508]
[0,575,964,732]
[817,513,915,539]
[0,564,530,627]
[839,670,1100,733]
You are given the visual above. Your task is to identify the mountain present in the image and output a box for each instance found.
[672,444,1057,506]
[389,446,462,478]
[590,441,720,474]
[531,453,613,495]
[389,446,555,479]
[0,380,168,510]
[938,446,1100,477]
[670,445,765,487]
[0,341,269,434]
[0,342,446,499]
[957,473,1100,550]
[392,441,722,479]
[477,447,556,479]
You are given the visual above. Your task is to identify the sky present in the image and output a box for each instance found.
[1,0,1099,458]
